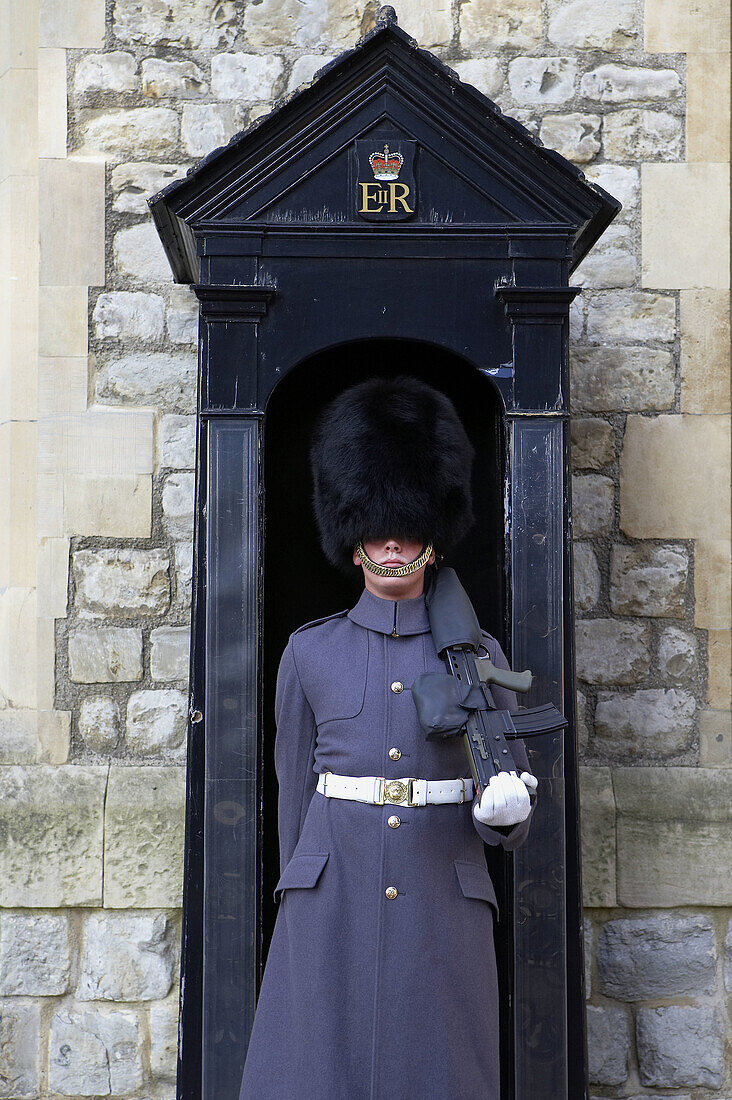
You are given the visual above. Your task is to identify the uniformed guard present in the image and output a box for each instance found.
[239,375,537,1100]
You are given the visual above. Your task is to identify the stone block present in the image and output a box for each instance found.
[575,620,650,685]
[162,473,195,539]
[0,765,106,906]
[93,291,165,342]
[0,588,35,710]
[150,998,178,1080]
[620,416,730,540]
[78,107,179,159]
[79,697,122,753]
[388,0,453,47]
[104,766,185,907]
[158,415,196,470]
[572,475,613,538]
[569,298,584,340]
[595,689,696,759]
[38,358,87,417]
[48,1006,142,1095]
[173,542,193,611]
[166,285,198,345]
[644,0,730,52]
[39,0,105,46]
[583,920,592,996]
[113,222,174,284]
[142,58,207,98]
[111,162,190,215]
[680,289,731,414]
[126,690,187,757]
[581,65,681,103]
[586,292,675,345]
[452,60,503,100]
[636,1006,723,1088]
[642,164,730,289]
[574,226,636,289]
[211,53,283,104]
[547,0,637,49]
[583,164,638,223]
[586,1004,629,1085]
[97,351,196,411]
[579,766,616,906]
[286,54,338,93]
[726,918,732,991]
[571,346,673,413]
[570,419,614,471]
[0,1003,40,1097]
[610,543,688,617]
[39,159,105,287]
[615,766,732,905]
[461,0,542,49]
[64,469,150,544]
[603,110,683,162]
[77,913,174,1001]
[695,538,731,629]
[0,710,39,764]
[113,0,238,48]
[0,914,71,995]
[507,57,576,106]
[539,113,600,164]
[74,51,137,94]
[699,708,731,767]
[576,690,588,754]
[708,631,731,710]
[243,0,363,50]
[657,625,697,682]
[180,103,245,158]
[38,48,68,159]
[39,285,89,358]
[151,628,190,682]
[69,627,142,683]
[73,548,170,619]
[573,543,600,612]
[687,53,730,162]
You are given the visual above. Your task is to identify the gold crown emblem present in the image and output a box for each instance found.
[369,144,403,181]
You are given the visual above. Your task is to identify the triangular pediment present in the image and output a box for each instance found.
[151,15,619,281]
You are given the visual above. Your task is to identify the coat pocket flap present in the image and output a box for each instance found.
[454,859,499,918]
[274,853,329,903]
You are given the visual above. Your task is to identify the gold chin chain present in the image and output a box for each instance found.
[355,542,433,577]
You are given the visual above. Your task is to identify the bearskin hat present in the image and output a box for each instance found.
[310,375,475,572]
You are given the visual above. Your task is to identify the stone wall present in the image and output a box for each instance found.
[0,0,729,1094]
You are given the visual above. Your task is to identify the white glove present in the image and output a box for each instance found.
[473,771,538,828]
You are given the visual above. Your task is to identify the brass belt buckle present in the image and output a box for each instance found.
[384,779,408,804]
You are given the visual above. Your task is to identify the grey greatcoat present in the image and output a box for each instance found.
[239,586,534,1100]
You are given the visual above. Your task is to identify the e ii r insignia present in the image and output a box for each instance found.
[355,139,417,222]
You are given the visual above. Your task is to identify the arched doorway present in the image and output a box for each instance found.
[260,339,517,1071]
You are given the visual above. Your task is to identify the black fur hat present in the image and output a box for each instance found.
[310,376,475,572]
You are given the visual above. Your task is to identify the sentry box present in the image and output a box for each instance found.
[150,11,620,1100]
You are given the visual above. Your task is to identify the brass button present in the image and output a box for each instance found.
[385,886,398,899]
[387,815,401,828]
[388,747,402,761]
[390,681,404,694]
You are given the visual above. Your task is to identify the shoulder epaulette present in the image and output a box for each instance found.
[292,609,349,636]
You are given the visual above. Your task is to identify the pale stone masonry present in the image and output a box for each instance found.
[0,0,729,1094]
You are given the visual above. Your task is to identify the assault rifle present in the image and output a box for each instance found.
[412,568,567,799]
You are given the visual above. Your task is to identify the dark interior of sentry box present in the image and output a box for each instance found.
[261,338,513,1049]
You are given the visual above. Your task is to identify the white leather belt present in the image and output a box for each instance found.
[316,771,473,807]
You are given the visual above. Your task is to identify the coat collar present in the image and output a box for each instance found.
[348,587,431,636]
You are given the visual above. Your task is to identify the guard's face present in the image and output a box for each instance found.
[353,537,436,599]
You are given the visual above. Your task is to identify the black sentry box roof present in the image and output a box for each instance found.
[149,11,620,282]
